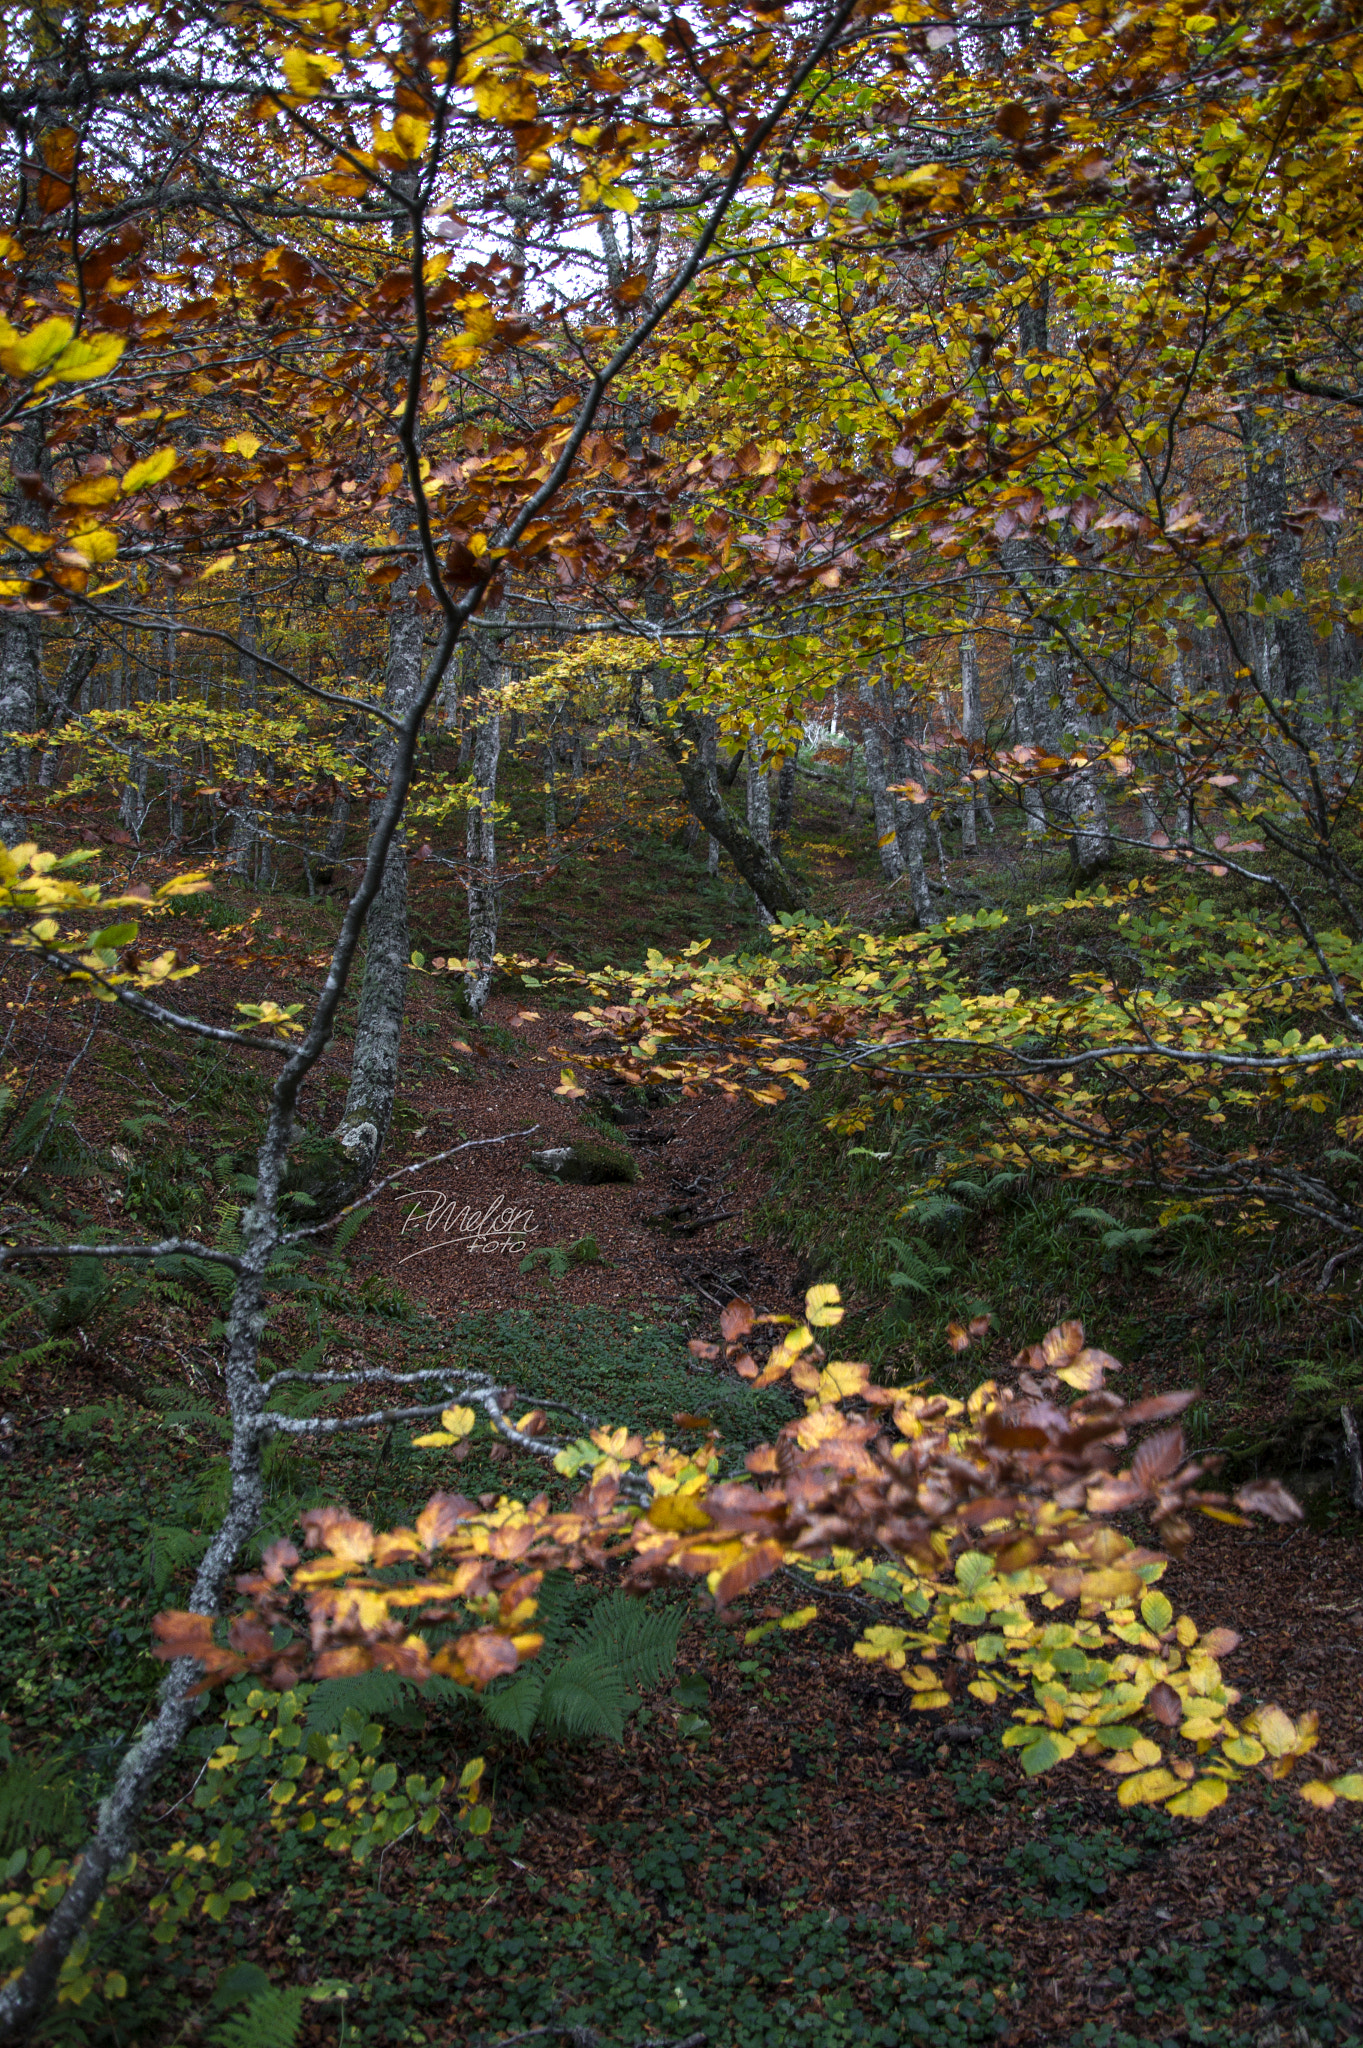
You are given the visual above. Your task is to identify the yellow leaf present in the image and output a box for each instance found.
[1299,1780,1337,1809]
[281,47,342,95]
[1327,1772,1363,1801]
[1166,1775,1228,1819]
[1117,1768,1183,1807]
[122,447,178,494]
[0,316,74,377]
[805,1282,844,1328]
[439,1405,477,1440]
[412,1431,458,1447]
[67,526,118,566]
[222,432,262,458]
[198,553,238,578]
[968,1680,999,1705]
[818,1359,869,1404]
[471,73,539,123]
[392,114,431,159]
[779,1606,818,1630]
[47,331,126,383]
[1221,1735,1265,1767]
[1249,1704,1300,1758]
[63,475,120,507]
[598,183,638,213]
[908,1689,951,1711]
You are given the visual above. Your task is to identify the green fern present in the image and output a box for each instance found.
[0,1759,81,1854]
[147,1524,209,1597]
[302,1669,464,1736]
[480,1584,683,1745]
[207,1986,306,2048]
[904,1194,967,1233]
[331,1205,371,1255]
[304,1581,684,1747]
[883,1235,951,1298]
[947,1171,1025,1211]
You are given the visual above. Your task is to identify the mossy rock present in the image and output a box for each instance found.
[282,1131,363,1217]
[528,1138,638,1185]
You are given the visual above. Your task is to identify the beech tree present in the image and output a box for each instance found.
[3,0,1363,2028]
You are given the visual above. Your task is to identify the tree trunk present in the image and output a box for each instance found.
[773,753,797,842]
[658,699,807,916]
[332,572,425,1178]
[37,642,97,791]
[746,729,773,923]
[888,711,933,926]
[863,726,906,883]
[0,612,39,842]
[959,622,993,844]
[464,706,501,1015]
[226,598,260,879]
[702,715,720,873]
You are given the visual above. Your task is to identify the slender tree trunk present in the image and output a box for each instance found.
[773,753,796,843]
[332,571,425,1176]
[889,707,933,927]
[37,642,97,790]
[1242,400,1333,829]
[702,715,720,873]
[657,693,807,915]
[746,728,773,923]
[226,598,260,878]
[863,725,906,883]
[165,611,184,844]
[324,790,350,864]
[959,620,993,843]
[465,707,502,1015]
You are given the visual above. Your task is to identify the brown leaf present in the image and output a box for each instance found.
[721,1297,755,1342]
[1148,1681,1182,1726]
[1132,1426,1186,1491]
[1233,1478,1303,1523]
[713,1539,785,1606]
[995,101,1031,141]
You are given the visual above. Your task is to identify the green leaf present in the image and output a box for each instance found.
[1019,1731,1068,1775]
[1140,1591,1173,1635]
[92,921,138,950]
[954,1551,992,1595]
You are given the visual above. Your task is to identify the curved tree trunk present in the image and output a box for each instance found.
[659,707,807,915]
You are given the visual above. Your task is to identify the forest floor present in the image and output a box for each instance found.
[2,751,1362,2048]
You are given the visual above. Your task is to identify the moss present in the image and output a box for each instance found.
[529,1138,639,1185]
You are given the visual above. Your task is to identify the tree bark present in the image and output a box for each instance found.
[746,729,773,923]
[464,704,502,1015]
[773,752,797,843]
[863,725,906,883]
[332,572,425,1176]
[658,700,807,915]
[225,597,261,879]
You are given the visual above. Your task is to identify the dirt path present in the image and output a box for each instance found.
[361,997,802,1320]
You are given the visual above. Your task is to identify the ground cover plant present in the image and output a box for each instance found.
[3,0,1363,2039]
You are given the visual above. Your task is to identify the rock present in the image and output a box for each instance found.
[528,1138,638,1185]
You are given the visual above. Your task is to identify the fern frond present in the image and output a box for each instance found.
[147,1525,209,1597]
[1070,1206,1122,1230]
[207,1986,307,2048]
[0,1761,80,1853]
[906,1195,966,1231]
[578,1594,684,1692]
[303,1671,416,1736]
[477,1664,549,1742]
[331,1206,371,1255]
[536,1650,628,1743]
